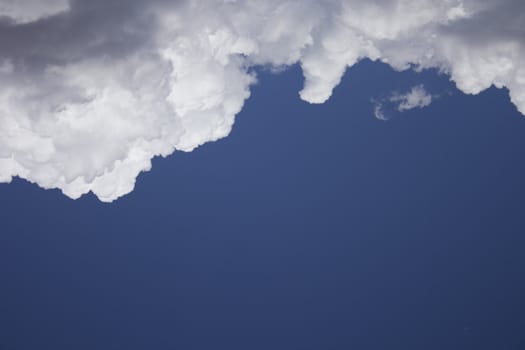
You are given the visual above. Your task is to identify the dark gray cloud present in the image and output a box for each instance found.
[443,0,525,44]
[0,0,175,66]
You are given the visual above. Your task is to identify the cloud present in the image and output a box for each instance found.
[374,85,434,120]
[1,0,525,201]
[372,85,439,120]
[0,0,69,24]
[391,85,433,112]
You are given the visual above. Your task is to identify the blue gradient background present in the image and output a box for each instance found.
[1,61,525,349]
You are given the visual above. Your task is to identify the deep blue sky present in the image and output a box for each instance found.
[1,61,525,350]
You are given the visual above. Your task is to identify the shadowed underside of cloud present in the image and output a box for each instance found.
[1,0,524,201]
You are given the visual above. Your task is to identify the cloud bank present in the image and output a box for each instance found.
[1,0,525,201]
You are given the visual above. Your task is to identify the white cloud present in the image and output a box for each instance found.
[373,85,434,120]
[392,85,433,112]
[1,0,525,201]
[373,101,388,121]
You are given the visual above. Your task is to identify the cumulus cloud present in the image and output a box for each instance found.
[1,0,525,201]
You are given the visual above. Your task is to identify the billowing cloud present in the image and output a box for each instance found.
[1,0,525,201]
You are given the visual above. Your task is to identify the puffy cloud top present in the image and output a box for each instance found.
[1,0,524,201]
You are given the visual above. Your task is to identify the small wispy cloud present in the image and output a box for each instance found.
[373,85,435,121]
[391,85,433,112]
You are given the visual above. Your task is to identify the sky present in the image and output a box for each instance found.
[1,1,525,349]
